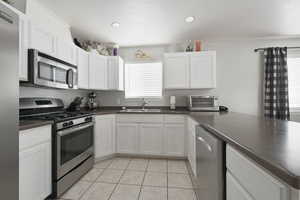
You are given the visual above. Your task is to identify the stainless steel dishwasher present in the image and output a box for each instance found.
[195,125,225,200]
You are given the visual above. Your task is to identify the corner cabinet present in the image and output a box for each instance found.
[89,53,108,90]
[94,115,116,159]
[19,125,52,200]
[107,56,124,91]
[164,51,216,89]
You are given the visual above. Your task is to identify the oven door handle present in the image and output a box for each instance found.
[57,122,94,136]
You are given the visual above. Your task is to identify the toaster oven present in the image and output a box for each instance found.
[188,96,219,111]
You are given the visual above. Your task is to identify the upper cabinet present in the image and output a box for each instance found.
[164,51,216,89]
[190,51,216,88]
[76,47,89,89]
[89,52,108,90]
[28,21,57,57]
[107,56,124,91]
[164,53,189,89]
[56,38,76,65]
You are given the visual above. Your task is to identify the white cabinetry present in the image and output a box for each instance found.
[28,22,57,57]
[76,47,89,89]
[164,51,216,89]
[227,171,254,200]
[116,114,186,157]
[89,53,107,90]
[19,125,52,200]
[190,51,216,88]
[19,14,28,81]
[116,123,139,153]
[56,38,76,65]
[226,145,289,200]
[107,56,124,90]
[95,115,116,159]
[164,53,189,89]
[140,123,164,155]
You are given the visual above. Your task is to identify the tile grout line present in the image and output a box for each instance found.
[78,158,114,200]
[107,157,132,200]
[137,159,149,200]
[167,159,169,200]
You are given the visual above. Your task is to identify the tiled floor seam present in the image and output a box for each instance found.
[137,159,149,200]
[107,159,131,200]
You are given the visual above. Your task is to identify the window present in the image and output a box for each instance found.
[288,54,300,110]
[125,62,162,98]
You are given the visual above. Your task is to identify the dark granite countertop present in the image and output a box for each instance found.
[18,107,300,188]
[19,120,53,131]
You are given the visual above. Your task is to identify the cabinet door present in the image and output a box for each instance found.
[57,38,76,65]
[95,115,115,158]
[77,48,89,89]
[227,172,254,200]
[190,51,216,88]
[107,56,124,91]
[139,123,164,155]
[19,14,28,81]
[116,123,139,153]
[164,53,189,89]
[89,53,107,90]
[19,142,51,200]
[164,124,185,156]
[28,22,56,56]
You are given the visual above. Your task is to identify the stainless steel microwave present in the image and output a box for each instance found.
[25,49,78,89]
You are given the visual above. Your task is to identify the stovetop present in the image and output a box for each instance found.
[20,111,93,122]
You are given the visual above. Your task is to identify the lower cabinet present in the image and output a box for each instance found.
[94,115,115,159]
[227,171,254,200]
[140,123,164,155]
[226,145,289,200]
[116,122,139,154]
[187,117,198,176]
[19,125,52,200]
[164,124,185,156]
[116,114,186,156]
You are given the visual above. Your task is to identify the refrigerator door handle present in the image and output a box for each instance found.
[197,136,213,152]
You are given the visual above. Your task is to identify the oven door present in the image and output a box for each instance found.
[56,122,94,178]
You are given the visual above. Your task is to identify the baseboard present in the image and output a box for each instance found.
[95,153,187,162]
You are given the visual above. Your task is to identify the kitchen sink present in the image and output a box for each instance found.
[120,108,162,113]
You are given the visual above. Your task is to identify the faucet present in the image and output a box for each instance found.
[141,98,148,110]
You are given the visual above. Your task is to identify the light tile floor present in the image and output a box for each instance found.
[58,157,197,200]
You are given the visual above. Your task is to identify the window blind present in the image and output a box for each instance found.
[125,62,162,98]
[288,57,300,109]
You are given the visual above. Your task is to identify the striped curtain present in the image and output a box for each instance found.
[264,47,290,120]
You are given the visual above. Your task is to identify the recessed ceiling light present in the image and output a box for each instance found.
[185,16,195,23]
[111,22,120,28]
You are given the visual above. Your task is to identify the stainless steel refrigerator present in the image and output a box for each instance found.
[0,2,19,200]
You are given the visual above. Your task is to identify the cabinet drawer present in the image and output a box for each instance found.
[19,125,51,151]
[164,115,185,123]
[226,145,288,200]
[116,114,163,123]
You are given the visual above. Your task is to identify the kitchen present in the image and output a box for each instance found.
[2,0,300,200]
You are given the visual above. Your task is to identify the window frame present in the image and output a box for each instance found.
[124,60,163,100]
[287,51,300,113]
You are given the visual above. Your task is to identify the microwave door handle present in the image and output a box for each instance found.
[66,69,73,88]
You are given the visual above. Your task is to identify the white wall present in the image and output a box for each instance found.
[97,38,300,116]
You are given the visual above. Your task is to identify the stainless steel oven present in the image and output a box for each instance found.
[26,49,78,89]
[56,121,94,179]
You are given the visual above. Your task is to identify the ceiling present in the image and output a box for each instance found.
[39,0,300,47]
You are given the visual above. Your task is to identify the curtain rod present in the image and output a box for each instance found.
[254,47,300,52]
